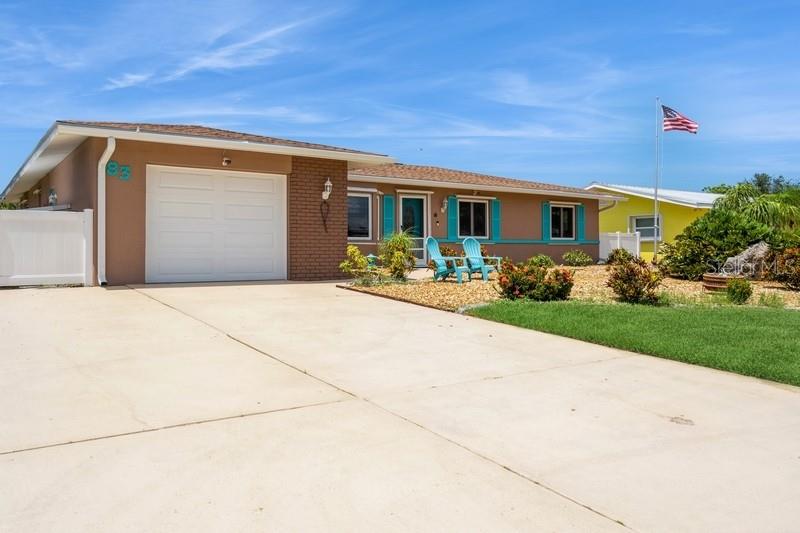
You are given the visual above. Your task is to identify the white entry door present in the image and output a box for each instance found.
[145,165,286,283]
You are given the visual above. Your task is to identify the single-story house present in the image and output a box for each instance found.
[347,164,620,265]
[585,183,721,260]
[1,121,620,285]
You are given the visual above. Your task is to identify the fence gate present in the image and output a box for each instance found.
[599,231,640,260]
[0,209,93,287]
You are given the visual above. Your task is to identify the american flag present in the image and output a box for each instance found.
[662,105,699,133]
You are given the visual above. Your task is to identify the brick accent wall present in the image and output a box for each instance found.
[288,156,349,280]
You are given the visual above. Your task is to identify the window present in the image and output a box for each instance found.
[550,205,575,239]
[631,215,661,241]
[458,199,488,238]
[347,193,372,240]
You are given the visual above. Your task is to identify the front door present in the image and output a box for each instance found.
[400,196,427,266]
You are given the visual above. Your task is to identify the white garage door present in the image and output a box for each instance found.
[145,165,286,283]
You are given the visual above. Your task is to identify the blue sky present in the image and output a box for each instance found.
[1,0,799,191]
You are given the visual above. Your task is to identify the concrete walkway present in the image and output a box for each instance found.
[1,282,799,532]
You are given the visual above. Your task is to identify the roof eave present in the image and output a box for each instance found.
[350,173,624,201]
[1,122,394,201]
[586,184,714,209]
[55,123,393,164]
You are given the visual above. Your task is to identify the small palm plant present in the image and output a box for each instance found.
[378,229,417,281]
[715,183,800,229]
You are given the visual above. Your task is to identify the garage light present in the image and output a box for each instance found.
[322,178,333,201]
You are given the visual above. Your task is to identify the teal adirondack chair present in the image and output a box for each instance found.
[426,237,469,284]
[462,237,503,281]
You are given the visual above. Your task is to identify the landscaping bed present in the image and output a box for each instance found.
[348,265,800,311]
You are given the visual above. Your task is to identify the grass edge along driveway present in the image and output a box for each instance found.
[468,301,800,387]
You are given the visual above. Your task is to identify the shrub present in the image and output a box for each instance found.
[726,278,753,305]
[758,292,786,308]
[774,247,800,290]
[606,257,663,304]
[526,254,555,268]
[607,248,634,265]
[379,230,416,280]
[562,249,594,266]
[339,245,382,285]
[496,260,574,301]
[660,209,772,280]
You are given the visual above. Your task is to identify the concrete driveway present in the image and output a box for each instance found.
[2,282,799,532]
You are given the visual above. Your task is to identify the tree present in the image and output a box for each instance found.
[704,173,797,196]
[703,184,732,194]
[714,183,800,229]
[0,201,18,210]
[749,173,794,194]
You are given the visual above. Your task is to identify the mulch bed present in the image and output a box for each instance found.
[346,265,800,312]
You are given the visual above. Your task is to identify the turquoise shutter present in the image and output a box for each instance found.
[383,195,395,238]
[576,204,585,241]
[541,201,551,242]
[447,196,458,241]
[491,199,501,241]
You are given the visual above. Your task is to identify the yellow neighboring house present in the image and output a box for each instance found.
[585,183,721,261]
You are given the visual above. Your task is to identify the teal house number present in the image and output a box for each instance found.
[106,160,132,181]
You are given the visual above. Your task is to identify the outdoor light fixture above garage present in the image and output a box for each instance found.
[322,178,333,200]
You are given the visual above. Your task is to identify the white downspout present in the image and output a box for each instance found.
[97,137,116,285]
[599,200,618,213]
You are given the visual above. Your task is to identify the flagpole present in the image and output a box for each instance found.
[653,97,662,262]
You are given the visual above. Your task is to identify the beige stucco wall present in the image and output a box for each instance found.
[348,181,600,262]
[105,140,293,285]
[24,137,104,210]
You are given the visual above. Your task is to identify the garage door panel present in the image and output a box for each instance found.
[224,204,274,221]
[224,176,275,194]
[146,166,286,283]
[224,232,275,249]
[222,256,277,275]
[159,231,214,249]
[158,170,214,190]
[157,257,215,276]
[158,201,215,219]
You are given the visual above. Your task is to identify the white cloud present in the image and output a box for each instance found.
[484,64,624,114]
[102,72,152,91]
[670,23,729,37]
[137,103,331,124]
[162,20,311,81]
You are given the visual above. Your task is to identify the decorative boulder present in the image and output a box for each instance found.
[721,241,770,278]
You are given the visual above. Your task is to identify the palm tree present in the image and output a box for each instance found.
[715,183,800,229]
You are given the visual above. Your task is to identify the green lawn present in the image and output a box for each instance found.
[468,301,800,386]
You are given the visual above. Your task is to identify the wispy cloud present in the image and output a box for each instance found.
[102,72,152,91]
[137,103,331,124]
[483,61,626,116]
[162,20,311,81]
[670,23,729,37]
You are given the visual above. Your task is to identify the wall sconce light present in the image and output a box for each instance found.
[222,156,232,166]
[322,178,333,201]
[441,198,448,213]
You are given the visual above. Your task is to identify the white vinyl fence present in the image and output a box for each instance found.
[0,209,93,287]
[599,231,640,260]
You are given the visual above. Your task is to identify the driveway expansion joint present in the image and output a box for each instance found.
[0,398,352,456]
[131,285,636,531]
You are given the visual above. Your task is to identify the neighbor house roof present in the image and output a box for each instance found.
[585,183,721,208]
[350,163,622,201]
[2,121,393,201]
